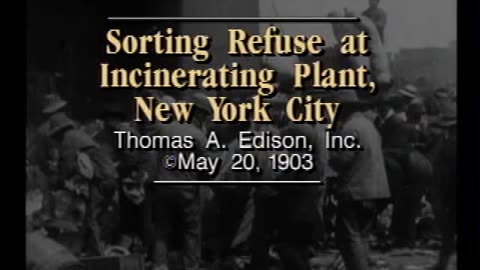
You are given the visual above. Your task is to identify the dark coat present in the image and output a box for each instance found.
[274,170,325,243]
[432,131,457,203]
[380,113,413,149]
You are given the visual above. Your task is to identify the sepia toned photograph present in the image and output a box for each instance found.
[26,0,458,270]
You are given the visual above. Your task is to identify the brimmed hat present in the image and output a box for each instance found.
[434,88,450,98]
[121,169,149,184]
[407,98,426,114]
[47,112,75,136]
[398,84,418,99]
[431,108,457,128]
[42,94,68,114]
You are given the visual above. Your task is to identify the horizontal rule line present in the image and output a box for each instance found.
[107,17,359,23]
[153,180,324,185]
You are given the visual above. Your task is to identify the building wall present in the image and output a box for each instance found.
[392,43,456,94]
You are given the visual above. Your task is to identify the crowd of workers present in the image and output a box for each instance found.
[26,1,457,270]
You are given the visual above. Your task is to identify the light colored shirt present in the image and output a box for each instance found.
[329,112,390,200]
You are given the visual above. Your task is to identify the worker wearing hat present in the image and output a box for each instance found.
[248,91,304,270]
[47,112,97,178]
[327,91,390,270]
[145,121,208,270]
[37,93,73,135]
[248,89,331,270]
[406,97,431,159]
[427,108,456,270]
[208,92,288,269]
[398,84,418,100]
[47,112,118,255]
[434,87,450,99]
[425,88,452,117]
[391,98,434,249]
[43,93,68,113]
[28,94,76,178]
[259,123,327,270]
[27,94,74,221]
[379,84,417,149]
[47,111,117,192]
[430,110,457,130]
[117,165,149,252]
[407,98,426,121]
[378,85,428,248]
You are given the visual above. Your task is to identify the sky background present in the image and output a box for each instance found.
[259,0,456,53]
